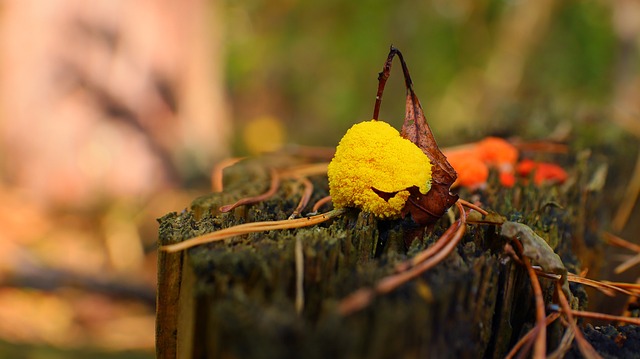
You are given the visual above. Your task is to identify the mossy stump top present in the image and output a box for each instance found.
[157,153,602,359]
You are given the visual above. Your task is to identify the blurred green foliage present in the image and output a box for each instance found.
[222,0,621,151]
[529,2,614,100]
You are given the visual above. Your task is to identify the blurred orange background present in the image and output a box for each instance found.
[0,0,229,356]
[0,0,638,357]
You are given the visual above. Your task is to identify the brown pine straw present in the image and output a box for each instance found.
[547,322,577,359]
[338,201,467,316]
[602,232,640,274]
[499,240,551,358]
[394,199,483,272]
[311,195,332,213]
[395,219,461,272]
[217,162,327,215]
[559,309,640,326]
[505,272,637,359]
[556,281,602,359]
[161,208,347,253]
[612,145,640,231]
[283,146,336,161]
[615,253,640,274]
[510,238,547,359]
[504,313,560,359]
[289,176,314,219]
[566,274,637,297]
[603,232,640,253]
[539,271,638,297]
[278,162,329,178]
[295,235,305,315]
[532,267,640,297]
[211,157,245,192]
[458,198,489,216]
[600,280,640,292]
[219,168,280,212]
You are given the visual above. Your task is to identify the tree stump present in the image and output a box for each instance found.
[157,152,603,359]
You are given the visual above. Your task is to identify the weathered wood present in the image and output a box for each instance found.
[157,153,603,359]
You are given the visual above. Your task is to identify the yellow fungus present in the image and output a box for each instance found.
[328,120,432,218]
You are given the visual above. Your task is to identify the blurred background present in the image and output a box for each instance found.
[0,0,638,357]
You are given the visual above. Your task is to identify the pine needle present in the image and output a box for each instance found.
[161,208,347,253]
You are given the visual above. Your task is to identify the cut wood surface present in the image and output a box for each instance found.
[157,152,604,359]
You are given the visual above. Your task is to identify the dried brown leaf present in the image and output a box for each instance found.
[373,46,458,226]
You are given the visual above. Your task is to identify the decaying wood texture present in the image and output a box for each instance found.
[157,152,604,359]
